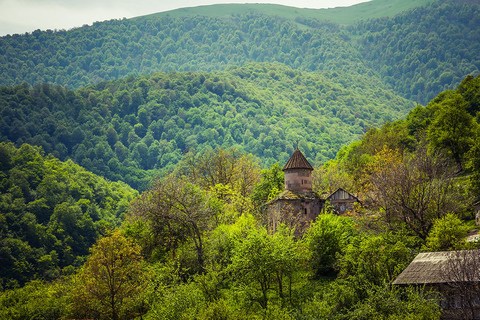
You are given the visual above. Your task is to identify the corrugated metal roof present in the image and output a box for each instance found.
[283,148,313,171]
[393,250,480,285]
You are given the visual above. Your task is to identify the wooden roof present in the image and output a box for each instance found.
[283,148,313,171]
[393,250,480,285]
[327,188,359,202]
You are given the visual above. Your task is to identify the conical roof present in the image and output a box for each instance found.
[283,148,313,171]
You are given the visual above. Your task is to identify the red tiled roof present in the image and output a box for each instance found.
[283,148,313,171]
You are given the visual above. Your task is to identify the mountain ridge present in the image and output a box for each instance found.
[135,0,437,26]
[0,0,477,105]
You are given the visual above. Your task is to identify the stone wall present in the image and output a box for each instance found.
[284,169,312,193]
[267,193,324,236]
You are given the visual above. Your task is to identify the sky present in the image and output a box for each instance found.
[0,0,371,36]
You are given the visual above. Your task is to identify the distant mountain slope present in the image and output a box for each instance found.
[0,63,414,189]
[143,0,436,25]
[353,0,480,103]
[0,0,478,105]
[330,73,480,200]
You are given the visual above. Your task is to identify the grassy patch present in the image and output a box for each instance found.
[135,0,437,26]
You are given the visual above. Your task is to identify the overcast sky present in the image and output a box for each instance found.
[0,0,371,36]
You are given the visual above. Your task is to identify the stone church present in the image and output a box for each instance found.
[267,148,324,235]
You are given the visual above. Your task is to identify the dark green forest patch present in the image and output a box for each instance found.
[0,63,413,190]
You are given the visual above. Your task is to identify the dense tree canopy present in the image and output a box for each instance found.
[0,63,413,190]
[0,2,479,318]
[0,1,478,105]
[0,142,137,288]
[71,230,147,320]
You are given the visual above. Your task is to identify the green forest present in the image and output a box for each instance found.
[0,142,137,288]
[1,75,480,319]
[0,0,478,104]
[0,63,413,190]
[1,0,480,318]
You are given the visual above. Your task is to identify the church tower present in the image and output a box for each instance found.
[266,148,324,235]
[283,147,313,193]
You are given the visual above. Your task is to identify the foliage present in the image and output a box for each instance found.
[142,271,206,320]
[71,230,147,320]
[179,147,260,192]
[306,63,480,223]
[312,159,356,196]
[203,213,257,271]
[363,144,469,240]
[468,126,480,199]
[353,1,480,104]
[0,279,71,320]
[298,281,440,320]
[303,213,354,277]
[0,142,137,288]
[0,63,412,190]
[3,13,480,317]
[337,232,414,287]
[0,1,478,105]
[340,285,441,320]
[179,147,260,218]
[427,93,476,168]
[250,162,284,210]
[129,175,218,272]
[422,213,471,252]
[138,216,302,319]
[228,224,300,311]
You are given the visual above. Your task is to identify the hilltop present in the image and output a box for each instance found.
[141,0,436,26]
[0,0,478,104]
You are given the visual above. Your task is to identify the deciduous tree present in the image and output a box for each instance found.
[364,144,468,240]
[71,230,146,320]
[303,213,354,277]
[427,93,475,170]
[251,163,284,209]
[229,225,299,310]
[129,175,218,272]
[179,147,260,198]
[423,213,470,252]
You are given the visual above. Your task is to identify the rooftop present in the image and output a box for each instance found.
[283,148,313,171]
[393,249,480,285]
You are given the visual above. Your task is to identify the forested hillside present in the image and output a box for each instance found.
[1,0,480,317]
[0,142,138,288]
[3,75,480,318]
[318,74,480,204]
[0,0,478,104]
[353,0,480,103]
[0,63,413,190]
